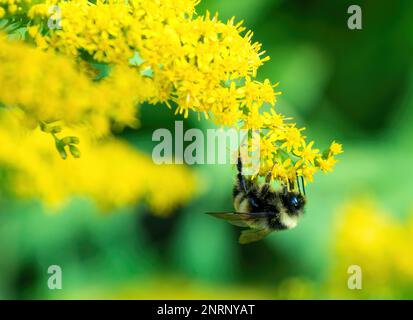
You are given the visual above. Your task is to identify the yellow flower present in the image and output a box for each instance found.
[260,135,278,161]
[329,141,343,156]
[317,156,337,173]
[0,0,33,16]
[294,141,320,165]
[280,126,306,153]
[8,4,17,13]
[27,25,40,38]
[299,165,318,182]
[263,108,289,129]
[271,158,292,183]
[328,198,413,298]
[215,105,242,127]
[242,77,280,107]
[243,103,265,130]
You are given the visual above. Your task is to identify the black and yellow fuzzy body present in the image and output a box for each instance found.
[207,154,306,244]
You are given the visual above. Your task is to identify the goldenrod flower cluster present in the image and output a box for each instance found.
[0,110,194,214]
[27,0,272,114]
[329,199,413,298]
[0,35,154,135]
[256,113,343,186]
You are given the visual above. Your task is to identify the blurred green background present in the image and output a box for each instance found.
[1,0,413,299]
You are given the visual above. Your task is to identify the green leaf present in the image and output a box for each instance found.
[55,140,67,160]
[69,145,81,158]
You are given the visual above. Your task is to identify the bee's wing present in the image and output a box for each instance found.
[206,212,269,228]
[239,228,271,244]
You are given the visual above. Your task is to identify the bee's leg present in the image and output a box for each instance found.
[301,176,306,196]
[265,171,272,184]
[296,176,301,194]
[288,178,295,192]
[259,171,272,196]
[236,153,248,194]
[236,152,259,208]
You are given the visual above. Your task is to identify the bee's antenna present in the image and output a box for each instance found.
[288,178,295,192]
[296,175,301,194]
[301,176,306,196]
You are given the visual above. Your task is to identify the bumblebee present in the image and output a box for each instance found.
[207,153,306,244]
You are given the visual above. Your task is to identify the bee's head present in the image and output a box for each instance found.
[281,189,306,216]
